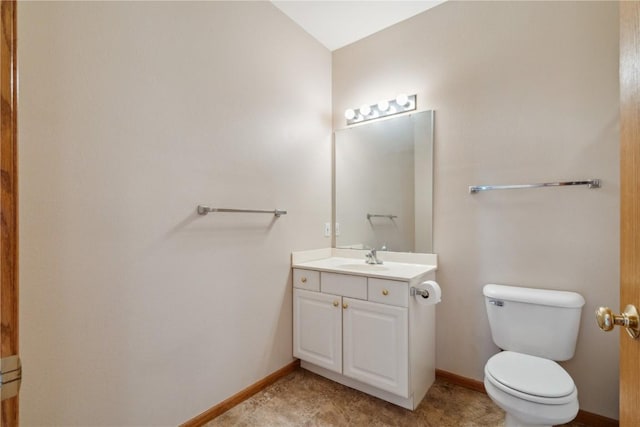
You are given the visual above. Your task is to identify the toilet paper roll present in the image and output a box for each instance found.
[413,280,441,305]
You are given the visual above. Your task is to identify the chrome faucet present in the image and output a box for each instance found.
[365,249,383,265]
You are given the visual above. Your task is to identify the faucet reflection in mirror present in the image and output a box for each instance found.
[345,94,417,125]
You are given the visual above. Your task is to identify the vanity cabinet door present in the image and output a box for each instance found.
[342,298,409,397]
[293,289,342,374]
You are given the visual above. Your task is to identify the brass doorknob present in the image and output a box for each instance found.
[382,289,389,296]
[343,303,348,309]
[333,300,339,307]
[596,305,640,339]
[301,277,307,283]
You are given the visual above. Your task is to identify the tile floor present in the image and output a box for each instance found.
[207,368,590,427]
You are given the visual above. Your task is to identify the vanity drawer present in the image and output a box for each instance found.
[368,278,408,307]
[293,269,320,291]
[321,272,367,300]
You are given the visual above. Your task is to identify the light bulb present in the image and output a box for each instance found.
[377,100,390,112]
[396,93,409,107]
[344,109,356,120]
[360,104,372,116]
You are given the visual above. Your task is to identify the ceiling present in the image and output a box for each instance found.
[271,1,446,51]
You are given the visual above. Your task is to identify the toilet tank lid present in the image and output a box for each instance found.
[483,284,585,308]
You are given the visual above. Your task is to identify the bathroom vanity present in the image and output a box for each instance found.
[291,249,438,410]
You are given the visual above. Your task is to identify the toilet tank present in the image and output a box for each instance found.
[483,284,585,361]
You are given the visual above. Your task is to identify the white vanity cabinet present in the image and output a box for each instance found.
[292,263,437,410]
[293,288,342,373]
[293,288,409,396]
[342,296,409,397]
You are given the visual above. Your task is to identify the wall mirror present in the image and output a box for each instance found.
[334,110,434,253]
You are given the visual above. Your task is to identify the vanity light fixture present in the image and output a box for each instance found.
[344,108,356,120]
[377,99,390,112]
[345,93,417,125]
[396,93,410,107]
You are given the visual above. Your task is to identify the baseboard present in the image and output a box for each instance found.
[435,369,486,394]
[181,359,301,427]
[573,410,620,427]
[435,369,619,427]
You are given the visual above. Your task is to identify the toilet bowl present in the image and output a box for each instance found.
[483,284,585,427]
[484,351,578,427]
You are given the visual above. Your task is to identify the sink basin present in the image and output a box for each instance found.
[338,263,389,271]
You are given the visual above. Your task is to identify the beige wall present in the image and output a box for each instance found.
[333,1,620,419]
[18,0,621,423]
[18,1,330,425]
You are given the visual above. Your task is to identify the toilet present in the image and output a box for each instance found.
[483,284,585,427]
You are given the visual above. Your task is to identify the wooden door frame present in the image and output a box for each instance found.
[619,2,640,426]
[0,0,18,425]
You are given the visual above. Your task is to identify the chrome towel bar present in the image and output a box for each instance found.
[197,205,287,217]
[469,179,600,194]
[367,213,398,220]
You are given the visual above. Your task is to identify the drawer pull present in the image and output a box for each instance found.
[333,300,339,307]
[301,277,307,283]
[343,303,349,309]
[382,289,389,296]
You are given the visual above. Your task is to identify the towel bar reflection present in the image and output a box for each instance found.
[197,205,287,217]
[367,213,398,220]
[469,179,601,194]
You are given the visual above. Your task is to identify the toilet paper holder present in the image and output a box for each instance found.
[410,287,430,298]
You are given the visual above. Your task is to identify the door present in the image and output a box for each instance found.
[0,0,19,426]
[293,289,342,373]
[342,297,408,397]
[619,2,640,425]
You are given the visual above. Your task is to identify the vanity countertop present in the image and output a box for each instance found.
[292,256,436,281]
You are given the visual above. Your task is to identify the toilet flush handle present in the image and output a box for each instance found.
[596,305,639,339]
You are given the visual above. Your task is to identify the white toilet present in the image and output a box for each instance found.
[483,284,585,427]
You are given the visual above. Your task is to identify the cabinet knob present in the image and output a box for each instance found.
[301,277,307,283]
[382,289,389,296]
[333,300,339,307]
[343,303,349,309]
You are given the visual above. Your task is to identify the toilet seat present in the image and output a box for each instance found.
[485,351,577,405]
